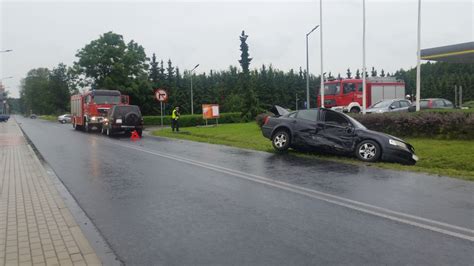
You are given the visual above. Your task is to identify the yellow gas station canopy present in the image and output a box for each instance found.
[421,42,474,63]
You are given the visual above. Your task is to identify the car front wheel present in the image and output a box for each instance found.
[355,140,381,162]
[272,130,290,152]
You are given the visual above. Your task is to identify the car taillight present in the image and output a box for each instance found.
[263,116,270,125]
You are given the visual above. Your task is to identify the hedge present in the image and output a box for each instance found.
[353,111,474,139]
[143,112,245,127]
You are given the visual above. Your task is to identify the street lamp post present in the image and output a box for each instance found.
[362,0,367,114]
[319,0,325,108]
[190,64,199,115]
[415,0,422,111]
[306,25,319,109]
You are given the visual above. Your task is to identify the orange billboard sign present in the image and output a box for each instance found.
[202,104,220,119]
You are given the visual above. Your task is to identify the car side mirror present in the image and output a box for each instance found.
[389,105,396,109]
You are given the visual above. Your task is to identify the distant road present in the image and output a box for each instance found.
[17,116,474,265]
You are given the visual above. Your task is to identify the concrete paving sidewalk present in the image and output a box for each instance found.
[0,119,101,266]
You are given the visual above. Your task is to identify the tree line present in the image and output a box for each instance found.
[15,31,474,116]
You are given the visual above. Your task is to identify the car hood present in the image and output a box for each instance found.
[270,105,290,116]
[361,129,407,143]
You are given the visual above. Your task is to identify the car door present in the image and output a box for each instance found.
[291,109,321,147]
[388,101,402,112]
[398,100,411,112]
[318,110,355,152]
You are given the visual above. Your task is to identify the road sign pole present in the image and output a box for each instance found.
[160,101,163,128]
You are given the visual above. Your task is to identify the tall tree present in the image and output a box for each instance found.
[73,31,148,91]
[238,31,252,74]
[346,68,352,79]
[238,30,258,119]
[380,69,386,77]
[149,53,160,85]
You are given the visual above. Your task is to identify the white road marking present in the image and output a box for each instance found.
[101,138,474,242]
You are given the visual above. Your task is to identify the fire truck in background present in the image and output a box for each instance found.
[317,77,405,113]
[71,90,129,132]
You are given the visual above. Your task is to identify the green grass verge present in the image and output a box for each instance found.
[152,122,474,181]
[39,115,57,122]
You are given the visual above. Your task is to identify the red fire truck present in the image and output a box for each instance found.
[317,77,405,113]
[71,90,129,132]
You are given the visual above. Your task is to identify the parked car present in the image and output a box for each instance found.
[366,99,411,113]
[101,105,143,137]
[57,114,72,124]
[261,106,418,165]
[30,114,37,119]
[408,98,454,112]
[0,114,9,122]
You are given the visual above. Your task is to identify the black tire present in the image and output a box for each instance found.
[272,130,291,152]
[125,112,139,125]
[350,107,360,113]
[355,140,381,162]
[73,120,80,130]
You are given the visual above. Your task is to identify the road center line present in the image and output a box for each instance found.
[96,136,474,242]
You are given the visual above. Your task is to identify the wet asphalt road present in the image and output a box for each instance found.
[16,116,474,265]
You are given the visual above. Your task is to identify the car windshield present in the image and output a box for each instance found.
[370,100,393,108]
[94,95,121,104]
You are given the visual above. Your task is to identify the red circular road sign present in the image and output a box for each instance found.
[155,89,168,102]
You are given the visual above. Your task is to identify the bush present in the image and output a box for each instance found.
[143,112,245,127]
[352,111,474,139]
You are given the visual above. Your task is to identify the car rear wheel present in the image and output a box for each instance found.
[355,140,381,162]
[272,130,290,152]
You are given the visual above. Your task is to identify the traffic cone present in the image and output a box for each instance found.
[130,130,140,141]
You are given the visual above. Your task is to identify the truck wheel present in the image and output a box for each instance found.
[84,121,90,132]
[73,121,80,130]
[350,107,360,113]
[355,140,381,162]
[272,130,290,152]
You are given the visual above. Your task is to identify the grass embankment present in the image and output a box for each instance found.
[152,122,474,181]
[39,115,57,121]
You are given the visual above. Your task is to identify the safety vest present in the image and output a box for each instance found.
[172,109,179,120]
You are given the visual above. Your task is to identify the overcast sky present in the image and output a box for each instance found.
[1,0,472,98]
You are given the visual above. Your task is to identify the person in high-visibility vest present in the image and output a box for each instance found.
[171,107,180,132]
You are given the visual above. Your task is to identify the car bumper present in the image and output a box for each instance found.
[261,125,272,139]
[382,146,418,165]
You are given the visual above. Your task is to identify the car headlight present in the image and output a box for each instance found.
[91,116,97,121]
[389,139,408,149]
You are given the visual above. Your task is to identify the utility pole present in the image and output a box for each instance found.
[190,64,199,115]
[415,0,422,111]
[362,0,367,114]
[320,0,325,108]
